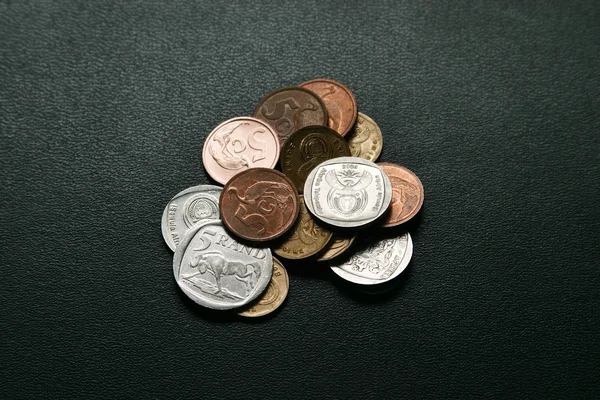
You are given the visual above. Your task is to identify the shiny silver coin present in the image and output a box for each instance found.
[161,185,222,251]
[303,156,392,228]
[330,232,413,285]
[173,220,273,310]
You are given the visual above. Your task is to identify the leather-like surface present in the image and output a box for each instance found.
[1,1,599,398]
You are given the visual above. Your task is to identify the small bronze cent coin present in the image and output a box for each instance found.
[378,163,424,227]
[316,231,357,262]
[220,168,300,242]
[280,126,350,193]
[273,195,333,260]
[252,87,328,147]
[346,112,383,162]
[299,79,358,137]
[238,257,289,318]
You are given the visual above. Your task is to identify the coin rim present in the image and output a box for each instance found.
[238,257,289,317]
[377,162,425,227]
[348,112,383,162]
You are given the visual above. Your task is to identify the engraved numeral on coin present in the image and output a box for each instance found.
[193,229,217,251]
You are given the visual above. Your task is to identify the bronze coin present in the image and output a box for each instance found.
[299,79,358,137]
[280,125,350,193]
[238,257,289,318]
[252,86,328,147]
[378,163,424,227]
[273,195,333,260]
[346,112,383,162]
[315,231,357,262]
[220,168,300,242]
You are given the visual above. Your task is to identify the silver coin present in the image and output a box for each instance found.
[173,220,273,310]
[330,232,413,285]
[161,185,222,251]
[303,156,392,228]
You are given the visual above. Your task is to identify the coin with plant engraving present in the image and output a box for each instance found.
[252,87,328,148]
[299,79,357,137]
[238,257,289,317]
[161,185,222,251]
[280,126,350,193]
[202,117,280,185]
[173,220,273,310]
[346,112,383,162]
[378,163,424,227]
[220,168,300,242]
[316,231,357,262]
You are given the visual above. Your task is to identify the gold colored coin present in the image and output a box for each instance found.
[238,257,289,318]
[346,112,383,162]
[316,231,357,262]
[273,195,333,259]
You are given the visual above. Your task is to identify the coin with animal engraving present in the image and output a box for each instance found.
[299,79,357,137]
[273,195,333,259]
[303,157,392,228]
[280,126,350,194]
[173,220,273,310]
[346,112,383,162]
[378,163,424,227]
[161,185,222,251]
[238,257,289,317]
[330,232,413,285]
[202,117,280,185]
[252,87,328,148]
[316,230,357,262]
[220,168,300,242]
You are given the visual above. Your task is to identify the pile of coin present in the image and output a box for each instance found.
[162,79,424,317]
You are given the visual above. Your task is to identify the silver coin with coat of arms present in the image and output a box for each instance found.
[173,220,273,310]
[303,156,392,228]
[161,185,223,251]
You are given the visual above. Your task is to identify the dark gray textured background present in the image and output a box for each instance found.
[1,1,599,398]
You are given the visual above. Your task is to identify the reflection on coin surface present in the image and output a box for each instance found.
[274,195,333,260]
[330,232,413,285]
[303,157,392,228]
[202,117,280,185]
[173,220,273,310]
[299,79,357,137]
[316,231,357,262]
[378,163,424,227]
[220,168,300,242]
[238,257,289,317]
[161,185,222,251]
[252,87,328,147]
[280,126,350,193]
[346,112,383,162]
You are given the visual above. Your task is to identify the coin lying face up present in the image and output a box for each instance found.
[238,257,289,317]
[378,163,424,227]
[161,185,222,251]
[303,157,392,229]
[173,220,273,310]
[346,112,383,162]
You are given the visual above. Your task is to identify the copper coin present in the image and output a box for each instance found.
[220,168,300,242]
[280,126,350,193]
[273,195,333,260]
[378,163,424,227]
[315,231,357,262]
[202,117,280,185]
[299,79,357,137]
[238,257,289,318]
[252,87,328,147]
[346,112,383,162]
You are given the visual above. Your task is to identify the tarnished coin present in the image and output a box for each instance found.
[330,232,413,285]
[238,257,289,317]
[280,126,350,193]
[315,231,357,262]
[220,168,300,242]
[202,117,280,185]
[252,87,328,147]
[173,220,273,310]
[378,163,424,227]
[346,112,383,162]
[161,185,222,251]
[303,157,392,228]
[299,79,357,137]
[273,195,333,260]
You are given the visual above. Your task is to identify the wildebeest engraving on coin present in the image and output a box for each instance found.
[220,168,300,242]
[315,231,357,262]
[173,220,272,310]
[299,79,357,137]
[238,257,289,317]
[378,163,424,227]
[252,87,328,147]
[303,157,392,228]
[281,126,350,193]
[274,195,333,259]
[346,112,383,162]
[161,185,222,251]
[202,117,280,185]
[330,232,413,285]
